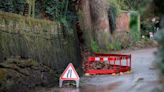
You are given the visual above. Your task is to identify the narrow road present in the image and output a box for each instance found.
[40,48,160,92]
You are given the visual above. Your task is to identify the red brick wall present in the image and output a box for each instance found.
[116,12,129,32]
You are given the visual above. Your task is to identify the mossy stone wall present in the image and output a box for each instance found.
[0,11,81,77]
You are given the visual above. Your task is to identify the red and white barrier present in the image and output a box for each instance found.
[84,53,131,74]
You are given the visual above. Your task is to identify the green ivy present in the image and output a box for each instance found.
[0,0,25,15]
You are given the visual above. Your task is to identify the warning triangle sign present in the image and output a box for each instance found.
[60,63,80,80]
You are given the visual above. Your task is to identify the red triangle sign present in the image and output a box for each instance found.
[60,63,80,80]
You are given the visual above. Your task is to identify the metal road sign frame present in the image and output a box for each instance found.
[59,63,80,88]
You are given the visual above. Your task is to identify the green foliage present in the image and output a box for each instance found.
[40,0,77,22]
[0,0,25,15]
[141,20,154,36]
[91,40,99,52]
[0,11,56,29]
[129,11,141,41]
[130,11,139,31]
[155,30,164,74]
[107,0,126,13]
[44,0,64,20]
[155,29,164,91]
[90,39,123,52]
[107,31,145,51]
[123,0,152,12]
[129,30,141,43]
[107,0,126,33]
[108,32,131,51]
[0,0,77,23]
[107,0,152,12]
[108,39,122,51]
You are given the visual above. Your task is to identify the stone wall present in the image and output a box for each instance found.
[0,11,81,92]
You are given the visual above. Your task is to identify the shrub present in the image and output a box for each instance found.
[129,11,141,42]
[91,40,99,52]
[155,29,164,91]
[141,20,154,37]
[113,32,132,49]
[107,32,132,51]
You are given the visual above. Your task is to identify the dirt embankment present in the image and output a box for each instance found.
[0,58,58,92]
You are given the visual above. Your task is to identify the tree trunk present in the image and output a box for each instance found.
[79,0,93,49]
[89,0,111,51]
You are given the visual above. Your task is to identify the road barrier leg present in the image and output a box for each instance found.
[76,80,80,88]
[120,58,122,66]
[130,55,131,70]
[114,59,116,70]
[59,80,63,87]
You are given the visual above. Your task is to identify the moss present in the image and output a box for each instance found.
[0,11,81,75]
[0,69,6,80]
[0,11,59,33]
[0,11,55,25]
[6,58,39,68]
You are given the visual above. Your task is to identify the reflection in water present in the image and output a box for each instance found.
[80,81,122,92]
[57,88,80,92]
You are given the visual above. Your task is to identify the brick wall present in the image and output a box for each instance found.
[116,11,130,32]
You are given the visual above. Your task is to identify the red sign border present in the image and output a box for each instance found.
[60,63,80,80]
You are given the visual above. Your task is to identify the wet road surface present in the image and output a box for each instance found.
[40,48,160,92]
